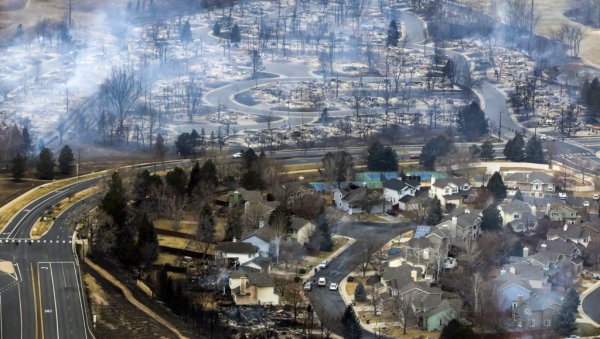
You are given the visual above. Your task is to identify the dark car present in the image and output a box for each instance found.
[386,209,398,216]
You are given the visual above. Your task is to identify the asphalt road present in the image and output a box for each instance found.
[306,221,412,338]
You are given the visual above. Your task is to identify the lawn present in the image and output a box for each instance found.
[316,236,350,259]
[577,322,600,337]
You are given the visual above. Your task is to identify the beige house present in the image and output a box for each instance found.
[503,172,554,198]
[229,270,279,305]
[545,203,577,222]
[429,177,472,209]
[289,217,316,245]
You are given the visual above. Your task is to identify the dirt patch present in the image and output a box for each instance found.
[83,271,174,339]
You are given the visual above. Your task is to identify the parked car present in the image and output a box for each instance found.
[318,260,328,269]
[559,192,567,200]
[329,282,339,291]
[318,277,327,287]
[303,281,313,291]
[584,201,590,207]
[232,152,243,158]
[593,193,599,201]
[540,134,547,140]
[386,209,398,216]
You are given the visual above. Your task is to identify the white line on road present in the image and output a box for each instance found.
[48,264,60,339]
[17,280,22,339]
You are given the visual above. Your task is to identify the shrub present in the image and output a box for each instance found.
[347,276,355,282]
[354,282,367,302]
[298,268,307,275]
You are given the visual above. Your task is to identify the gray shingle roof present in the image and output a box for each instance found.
[499,200,534,214]
[383,179,417,191]
[504,172,553,184]
[230,270,275,287]
[216,242,259,254]
[432,177,470,189]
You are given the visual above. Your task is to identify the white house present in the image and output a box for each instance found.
[383,179,419,207]
[497,200,537,233]
[289,217,316,245]
[229,270,279,305]
[215,240,259,265]
[332,187,382,214]
[429,177,472,208]
[503,172,555,198]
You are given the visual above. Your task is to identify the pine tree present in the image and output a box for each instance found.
[180,20,192,44]
[154,133,166,163]
[212,21,221,36]
[269,205,292,236]
[525,134,545,163]
[420,135,455,170]
[354,282,367,302]
[458,102,489,141]
[99,172,127,226]
[503,133,525,162]
[175,132,193,157]
[115,227,139,266]
[487,171,507,200]
[366,140,398,171]
[425,196,443,225]
[36,148,54,180]
[199,159,219,188]
[137,213,159,266]
[386,20,399,47]
[342,306,362,339]
[21,126,32,155]
[240,169,264,190]
[225,206,243,241]
[197,204,215,259]
[165,167,187,196]
[187,161,201,194]
[11,153,26,182]
[480,140,496,161]
[319,220,333,252]
[58,145,75,175]
[230,24,241,44]
[440,319,474,339]
[513,188,524,201]
[480,204,503,231]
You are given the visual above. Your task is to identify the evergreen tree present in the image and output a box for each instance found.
[187,161,201,194]
[154,133,167,162]
[241,148,258,170]
[318,220,333,252]
[342,306,362,339]
[366,140,398,171]
[458,102,489,141]
[230,23,241,44]
[212,21,221,36]
[469,144,481,157]
[58,145,75,175]
[240,169,264,190]
[156,266,171,301]
[99,172,127,226]
[36,147,54,180]
[525,134,545,163]
[420,135,455,170]
[180,20,192,44]
[21,126,32,155]
[425,196,443,225]
[199,159,219,188]
[321,107,329,124]
[503,133,525,162]
[175,132,193,157]
[225,206,243,241]
[165,167,188,196]
[114,227,139,266]
[354,282,367,302]
[197,203,215,259]
[487,171,507,201]
[11,153,26,182]
[137,213,159,266]
[563,287,580,312]
[386,20,399,47]
[480,204,503,231]
[479,139,496,161]
[440,319,474,339]
[513,188,524,201]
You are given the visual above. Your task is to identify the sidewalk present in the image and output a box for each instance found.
[303,235,356,282]
[578,279,600,328]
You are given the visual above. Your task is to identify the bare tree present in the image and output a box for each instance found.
[552,23,585,57]
[184,75,203,122]
[393,293,414,335]
[348,0,369,28]
[359,243,376,277]
[101,67,141,135]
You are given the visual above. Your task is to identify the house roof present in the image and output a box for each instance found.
[432,177,469,189]
[408,237,434,249]
[537,239,579,257]
[230,270,275,287]
[290,216,313,231]
[580,222,600,234]
[237,188,263,204]
[527,250,562,266]
[523,292,562,312]
[382,265,423,285]
[504,172,553,184]
[283,181,314,194]
[340,187,380,202]
[501,262,545,282]
[242,257,272,272]
[547,224,587,242]
[382,179,417,191]
[421,299,460,319]
[495,272,532,292]
[546,202,577,215]
[499,200,534,214]
[216,241,259,254]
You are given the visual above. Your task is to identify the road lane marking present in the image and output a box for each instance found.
[71,260,93,339]
[17,281,22,339]
[48,265,60,339]
[36,264,44,339]
[30,263,38,339]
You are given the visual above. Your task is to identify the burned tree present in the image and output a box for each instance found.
[101,67,142,135]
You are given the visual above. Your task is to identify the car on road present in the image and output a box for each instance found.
[317,277,327,287]
[232,152,243,158]
[594,194,599,201]
[559,192,567,200]
[584,201,590,207]
[565,336,581,339]
[329,282,339,291]
[540,134,547,140]
[303,281,313,291]
[409,155,420,160]
[318,260,328,269]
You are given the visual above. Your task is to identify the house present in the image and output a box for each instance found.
[383,179,419,207]
[511,293,562,330]
[236,188,278,228]
[497,200,537,233]
[426,208,481,249]
[495,270,532,310]
[503,172,555,198]
[524,248,565,271]
[546,223,590,247]
[282,181,316,206]
[229,270,279,305]
[289,216,316,245]
[501,261,549,290]
[429,177,472,208]
[242,230,272,257]
[545,203,577,223]
[332,186,383,214]
[536,239,582,261]
[420,299,462,332]
[215,240,259,265]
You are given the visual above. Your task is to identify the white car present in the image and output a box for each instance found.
[540,134,547,140]
[584,201,590,207]
[317,277,327,287]
[329,282,339,291]
[318,260,328,269]
[593,194,599,201]
[232,152,243,158]
[558,192,567,200]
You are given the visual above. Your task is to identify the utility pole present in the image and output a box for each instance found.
[77,148,81,180]
[498,113,502,140]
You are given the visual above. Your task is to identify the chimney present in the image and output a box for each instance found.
[450,216,458,238]
[500,268,507,276]
[239,275,247,295]
[545,203,551,215]
[411,269,418,281]
[509,266,516,274]
[259,218,265,229]
[526,173,529,181]
[541,243,547,250]
[523,247,529,258]
[233,237,237,243]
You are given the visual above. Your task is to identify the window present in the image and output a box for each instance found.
[512,301,518,309]
[528,319,535,327]
[544,319,551,327]
[513,214,520,219]
[445,188,451,195]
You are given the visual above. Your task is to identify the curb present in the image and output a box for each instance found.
[579,280,600,327]
[303,235,356,282]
